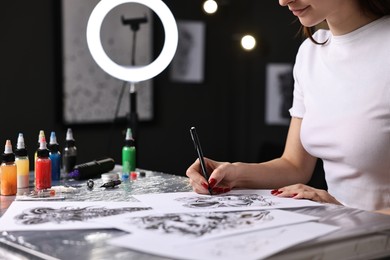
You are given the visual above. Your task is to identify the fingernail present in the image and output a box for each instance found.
[271,189,279,195]
[201,182,209,190]
[291,193,298,197]
[209,178,217,189]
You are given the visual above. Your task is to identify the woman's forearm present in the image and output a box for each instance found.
[232,157,314,189]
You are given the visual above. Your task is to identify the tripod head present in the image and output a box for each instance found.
[121,15,148,31]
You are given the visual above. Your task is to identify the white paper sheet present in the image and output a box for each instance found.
[95,209,318,244]
[132,189,323,213]
[108,221,339,260]
[0,201,153,231]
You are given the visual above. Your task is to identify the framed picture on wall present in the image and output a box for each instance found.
[61,0,153,124]
[169,20,205,84]
[265,63,294,126]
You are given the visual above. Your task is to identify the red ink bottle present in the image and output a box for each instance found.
[35,136,52,190]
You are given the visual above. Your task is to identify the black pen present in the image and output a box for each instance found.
[190,127,213,195]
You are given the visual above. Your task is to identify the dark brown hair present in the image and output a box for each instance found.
[303,0,390,45]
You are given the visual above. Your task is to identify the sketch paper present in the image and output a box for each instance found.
[132,189,323,214]
[0,201,153,231]
[109,221,339,260]
[95,209,318,244]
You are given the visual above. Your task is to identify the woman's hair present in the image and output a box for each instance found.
[303,0,390,45]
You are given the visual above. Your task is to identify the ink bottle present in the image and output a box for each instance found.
[48,131,61,181]
[15,133,30,191]
[1,140,17,196]
[122,128,136,179]
[63,128,77,174]
[35,136,52,190]
[34,130,45,185]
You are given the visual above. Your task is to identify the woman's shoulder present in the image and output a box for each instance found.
[376,15,390,33]
[296,29,330,57]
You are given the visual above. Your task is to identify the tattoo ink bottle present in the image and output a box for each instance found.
[63,128,77,174]
[1,140,17,196]
[48,131,61,181]
[34,130,45,185]
[35,136,52,190]
[122,128,136,179]
[15,133,30,191]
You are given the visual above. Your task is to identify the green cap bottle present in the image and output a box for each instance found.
[122,128,136,179]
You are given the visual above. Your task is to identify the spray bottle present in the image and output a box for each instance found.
[63,128,77,174]
[122,128,136,179]
[35,136,52,190]
[1,140,17,195]
[15,133,30,192]
[48,131,61,181]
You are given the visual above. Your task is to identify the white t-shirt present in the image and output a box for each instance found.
[289,16,390,211]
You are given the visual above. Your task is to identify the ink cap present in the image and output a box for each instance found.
[101,172,119,183]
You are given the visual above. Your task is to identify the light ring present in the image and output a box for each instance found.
[86,0,178,82]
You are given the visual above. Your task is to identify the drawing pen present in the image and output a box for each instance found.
[190,127,213,195]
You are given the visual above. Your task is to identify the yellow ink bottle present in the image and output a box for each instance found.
[15,133,30,193]
[0,140,17,196]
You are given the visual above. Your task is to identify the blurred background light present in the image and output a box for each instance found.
[241,34,256,51]
[203,0,218,14]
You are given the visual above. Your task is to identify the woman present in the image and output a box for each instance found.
[186,0,390,212]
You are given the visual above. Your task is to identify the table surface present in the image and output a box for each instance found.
[1,170,390,260]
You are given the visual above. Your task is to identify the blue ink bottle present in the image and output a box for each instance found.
[122,128,136,180]
[48,131,61,181]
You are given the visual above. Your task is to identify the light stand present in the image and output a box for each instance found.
[86,0,178,167]
[121,15,148,140]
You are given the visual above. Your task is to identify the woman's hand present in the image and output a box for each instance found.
[186,158,238,194]
[271,183,342,205]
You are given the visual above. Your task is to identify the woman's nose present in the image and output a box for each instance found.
[279,0,294,7]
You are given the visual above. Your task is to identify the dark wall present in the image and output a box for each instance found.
[0,1,303,177]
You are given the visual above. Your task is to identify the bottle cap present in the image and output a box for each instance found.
[48,131,59,153]
[66,128,74,141]
[124,128,135,146]
[15,133,28,157]
[37,136,50,158]
[101,172,119,183]
[66,128,76,147]
[2,140,15,162]
[38,130,45,143]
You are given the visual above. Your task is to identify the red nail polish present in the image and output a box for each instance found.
[209,178,217,189]
[292,193,298,197]
[201,182,209,190]
[271,189,279,195]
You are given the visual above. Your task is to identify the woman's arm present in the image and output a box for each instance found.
[231,117,317,189]
[186,118,317,193]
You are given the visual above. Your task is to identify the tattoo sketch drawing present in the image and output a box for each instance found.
[125,211,274,238]
[14,206,152,225]
[175,194,274,209]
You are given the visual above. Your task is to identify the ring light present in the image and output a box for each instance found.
[86,0,178,82]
